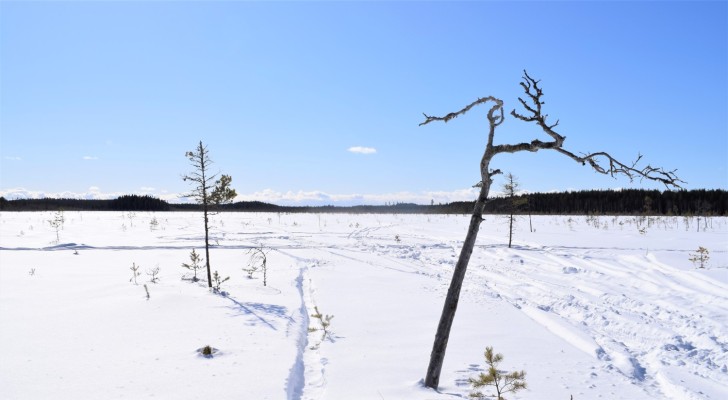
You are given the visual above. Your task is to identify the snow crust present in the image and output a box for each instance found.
[1,212,726,399]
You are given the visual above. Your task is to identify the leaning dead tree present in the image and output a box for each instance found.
[420,71,683,390]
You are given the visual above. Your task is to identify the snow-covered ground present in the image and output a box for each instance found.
[1,211,726,400]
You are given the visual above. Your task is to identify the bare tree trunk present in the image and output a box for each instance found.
[425,182,491,388]
[529,213,533,233]
[200,143,213,288]
[203,205,212,287]
[508,212,513,248]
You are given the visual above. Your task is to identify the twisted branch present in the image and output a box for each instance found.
[419,96,503,126]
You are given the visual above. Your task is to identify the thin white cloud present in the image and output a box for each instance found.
[3,156,22,161]
[82,156,99,160]
[140,187,155,192]
[0,187,195,203]
[0,187,122,200]
[347,146,377,155]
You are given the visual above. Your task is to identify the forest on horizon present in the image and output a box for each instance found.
[1,189,725,216]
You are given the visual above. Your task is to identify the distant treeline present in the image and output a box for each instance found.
[439,189,727,216]
[0,195,171,212]
[0,189,726,216]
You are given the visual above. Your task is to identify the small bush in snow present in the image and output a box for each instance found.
[469,346,526,400]
[688,246,710,269]
[147,266,160,283]
[211,270,229,293]
[48,210,65,243]
[130,262,141,285]
[242,263,259,279]
[309,306,334,349]
[149,217,159,231]
[197,345,218,358]
[245,245,270,286]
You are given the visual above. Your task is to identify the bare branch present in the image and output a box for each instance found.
[419,96,502,126]
[555,148,685,188]
[510,70,565,145]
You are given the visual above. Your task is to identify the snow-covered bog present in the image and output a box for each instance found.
[0,212,726,399]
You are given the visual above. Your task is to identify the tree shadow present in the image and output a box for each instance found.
[222,296,291,331]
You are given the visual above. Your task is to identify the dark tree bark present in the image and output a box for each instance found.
[420,71,683,390]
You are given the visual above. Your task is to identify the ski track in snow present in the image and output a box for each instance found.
[285,263,310,400]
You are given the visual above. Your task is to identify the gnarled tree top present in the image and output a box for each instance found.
[420,70,684,189]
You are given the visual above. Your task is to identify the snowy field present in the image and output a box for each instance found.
[1,211,726,400]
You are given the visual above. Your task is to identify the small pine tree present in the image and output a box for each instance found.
[688,246,710,269]
[211,270,229,293]
[182,249,204,281]
[149,217,159,231]
[469,346,527,400]
[501,173,526,248]
[308,305,334,349]
[48,210,65,243]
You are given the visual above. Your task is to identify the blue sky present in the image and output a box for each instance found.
[1,1,726,205]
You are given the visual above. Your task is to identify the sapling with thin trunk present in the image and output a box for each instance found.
[688,246,710,269]
[130,262,141,285]
[245,245,271,286]
[48,210,64,243]
[183,141,237,288]
[309,305,334,349]
[469,346,526,400]
[501,173,525,248]
[181,249,204,282]
[211,270,230,293]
